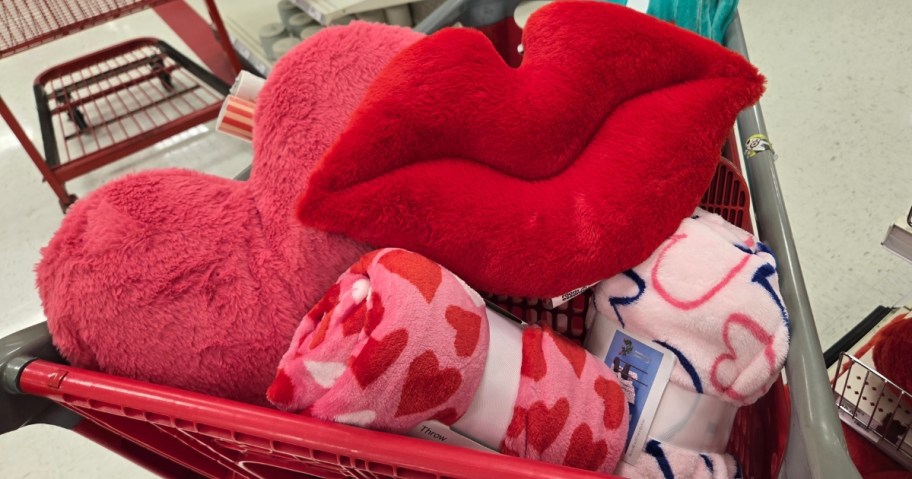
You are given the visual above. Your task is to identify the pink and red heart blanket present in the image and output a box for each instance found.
[268,248,629,473]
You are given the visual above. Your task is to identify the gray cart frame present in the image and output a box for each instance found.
[725,14,861,479]
[1,5,863,479]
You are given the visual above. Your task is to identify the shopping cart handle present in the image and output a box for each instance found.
[0,321,78,435]
[726,13,862,479]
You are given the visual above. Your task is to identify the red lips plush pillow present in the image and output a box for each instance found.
[298,1,765,297]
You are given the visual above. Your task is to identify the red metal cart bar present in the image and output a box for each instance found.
[153,0,241,84]
[18,359,613,479]
[0,96,70,202]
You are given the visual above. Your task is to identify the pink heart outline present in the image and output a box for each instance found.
[651,233,752,311]
[710,313,777,401]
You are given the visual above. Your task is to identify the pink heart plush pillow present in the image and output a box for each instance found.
[36,23,422,405]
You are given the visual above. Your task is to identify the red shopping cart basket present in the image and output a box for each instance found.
[0,152,788,479]
[9,2,865,477]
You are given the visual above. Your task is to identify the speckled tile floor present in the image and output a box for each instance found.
[739,0,912,344]
[1,1,911,477]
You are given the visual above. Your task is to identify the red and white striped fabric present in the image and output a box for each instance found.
[216,95,255,142]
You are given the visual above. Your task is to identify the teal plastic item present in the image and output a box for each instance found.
[607,0,738,43]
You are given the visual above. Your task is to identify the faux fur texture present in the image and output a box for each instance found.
[269,248,629,474]
[872,312,912,391]
[297,1,765,298]
[36,23,422,405]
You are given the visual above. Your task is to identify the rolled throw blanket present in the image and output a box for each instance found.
[268,248,629,473]
[589,208,789,478]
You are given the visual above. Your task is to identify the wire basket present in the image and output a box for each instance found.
[33,38,227,175]
[833,352,912,470]
[0,6,808,478]
[0,142,787,479]
[0,0,172,59]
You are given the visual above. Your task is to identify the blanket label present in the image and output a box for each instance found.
[450,307,524,449]
[229,70,266,102]
[405,307,522,455]
[544,281,598,309]
[584,313,676,463]
[407,421,498,453]
[648,382,738,453]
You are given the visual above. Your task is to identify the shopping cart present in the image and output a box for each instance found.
[0,0,240,211]
[0,4,863,479]
[832,352,912,471]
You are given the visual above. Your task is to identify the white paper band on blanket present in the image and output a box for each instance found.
[450,307,524,449]
[647,382,738,453]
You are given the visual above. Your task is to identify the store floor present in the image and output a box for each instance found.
[1,1,911,477]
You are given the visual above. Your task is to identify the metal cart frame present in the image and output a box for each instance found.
[0,0,241,211]
[1,4,863,479]
[724,14,861,478]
